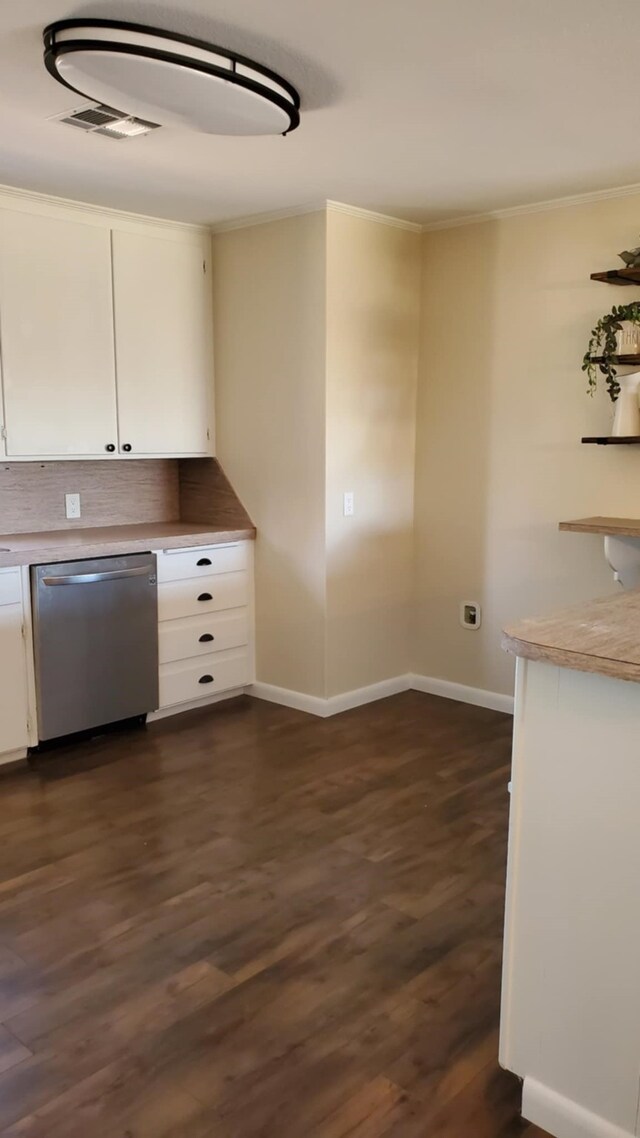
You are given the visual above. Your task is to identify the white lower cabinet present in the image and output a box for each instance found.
[155,542,254,713]
[0,544,254,751]
[0,571,29,760]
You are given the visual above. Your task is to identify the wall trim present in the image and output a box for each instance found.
[409,674,514,714]
[212,199,421,235]
[326,200,422,233]
[422,179,640,233]
[522,1077,634,1138]
[211,201,326,234]
[326,675,412,715]
[251,674,513,718]
[251,676,411,718]
[0,181,209,235]
[249,681,333,717]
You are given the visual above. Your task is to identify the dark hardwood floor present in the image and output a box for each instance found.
[0,691,549,1138]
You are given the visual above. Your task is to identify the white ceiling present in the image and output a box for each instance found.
[3,0,640,226]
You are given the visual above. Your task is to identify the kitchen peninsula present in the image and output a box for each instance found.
[499,589,640,1138]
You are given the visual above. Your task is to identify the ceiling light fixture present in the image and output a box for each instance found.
[43,19,301,137]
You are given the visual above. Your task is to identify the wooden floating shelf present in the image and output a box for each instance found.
[588,354,640,366]
[582,436,640,445]
[560,516,640,537]
[591,268,640,286]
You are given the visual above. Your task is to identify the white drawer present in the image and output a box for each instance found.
[159,647,250,708]
[158,571,248,622]
[159,609,249,664]
[157,543,248,583]
[0,570,21,608]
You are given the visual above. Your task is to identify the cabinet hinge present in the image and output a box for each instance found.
[0,426,7,441]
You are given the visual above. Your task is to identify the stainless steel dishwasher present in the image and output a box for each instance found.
[32,553,158,742]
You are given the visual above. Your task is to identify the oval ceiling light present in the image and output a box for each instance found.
[43,19,300,136]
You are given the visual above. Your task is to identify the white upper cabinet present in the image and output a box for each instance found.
[112,230,213,456]
[0,210,118,457]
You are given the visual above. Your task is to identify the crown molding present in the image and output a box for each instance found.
[422,179,640,233]
[325,200,422,232]
[0,181,209,235]
[212,199,421,234]
[211,201,326,233]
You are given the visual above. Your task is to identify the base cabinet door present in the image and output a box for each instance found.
[112,230,213,456]
[0,603,29,757]
[0,210,118,457]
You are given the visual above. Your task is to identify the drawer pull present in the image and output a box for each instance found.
[198,633,214,642]
[199,674,214,684]
[197,592,213,602]
[196,557,212,566]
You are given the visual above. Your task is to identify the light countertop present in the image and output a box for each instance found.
[503,589,640,684]
[0,521,256,569]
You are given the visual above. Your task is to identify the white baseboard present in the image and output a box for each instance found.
[249,682,331,717]
[409,673,514,715]
[522,1077,634,1138]
[251,673,513,718]
[250,676,411,718]
[326,675,412,715]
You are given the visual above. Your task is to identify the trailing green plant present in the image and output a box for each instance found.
[583,301,640,401]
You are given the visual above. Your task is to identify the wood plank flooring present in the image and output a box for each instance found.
[0,691,549,1138]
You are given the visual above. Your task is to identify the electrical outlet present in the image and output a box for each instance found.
[460,601,481,630]
[343,491,354,517]
[65,493,81,520]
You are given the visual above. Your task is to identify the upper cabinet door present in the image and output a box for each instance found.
[0,211,118,457]
[112,230,213,456]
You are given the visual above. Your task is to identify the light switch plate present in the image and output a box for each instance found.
[65,492,81,520]
[343,491,354,517]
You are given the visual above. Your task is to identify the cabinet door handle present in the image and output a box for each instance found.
[198,633,214,642]
[105,443,116,452]
[199,674,214,684]
[122,443,132,453]
[197,592,213,602]
[196,557,212,566]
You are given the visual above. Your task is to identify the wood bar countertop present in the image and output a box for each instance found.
[559,516,640,537]
[503,589,640,684]
[0,521,256,569]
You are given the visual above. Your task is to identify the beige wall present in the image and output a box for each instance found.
[325,212,420,696]
[213,207,420,699]
[213,213,327,696]
[415,193,640,696]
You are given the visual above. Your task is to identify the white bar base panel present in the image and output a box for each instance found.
[250,674,514,718]
[522,1078,636,1138]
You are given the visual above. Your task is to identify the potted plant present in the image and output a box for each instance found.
[583,301,640,434]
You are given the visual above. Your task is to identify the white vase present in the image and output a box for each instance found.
[612,370,640,437]
[615,321,640,355]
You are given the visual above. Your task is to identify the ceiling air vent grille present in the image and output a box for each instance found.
[50,103,160,139]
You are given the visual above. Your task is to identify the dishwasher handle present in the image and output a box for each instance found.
[41,566,155,586]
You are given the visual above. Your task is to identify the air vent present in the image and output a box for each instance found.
[50,103,160,139]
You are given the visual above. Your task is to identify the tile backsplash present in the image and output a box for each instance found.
[0,460,180,534]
